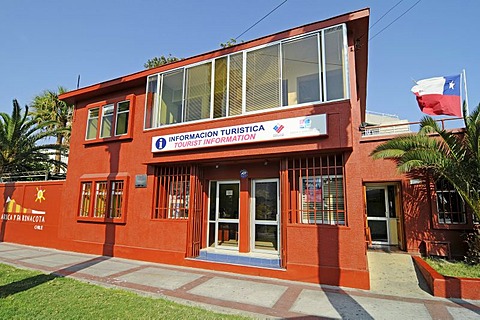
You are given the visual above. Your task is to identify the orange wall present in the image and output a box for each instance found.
[0,181,64,248]
[357,136,472,257]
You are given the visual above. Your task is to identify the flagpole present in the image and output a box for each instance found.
[463,69,469,116]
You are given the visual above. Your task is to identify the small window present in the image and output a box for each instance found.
[115,101,130,135]
[78,179,127,222]
[94,181,108,217]
[435,180,466,224]
[109,180,124,218]
[86,108,99,140]
[85,97,133,142]
[100,104,114,138]
[79,182,92,217]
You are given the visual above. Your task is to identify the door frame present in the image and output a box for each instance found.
[212,180,240,251]
[366,186,390,245]
[365,183,404,248]
[251,178,280,254]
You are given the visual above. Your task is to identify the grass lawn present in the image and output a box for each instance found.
[0,264,248,319]
[425,258,480,278]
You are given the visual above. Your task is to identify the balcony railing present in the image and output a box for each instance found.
[360,117,465,138]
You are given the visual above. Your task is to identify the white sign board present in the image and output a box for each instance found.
[151,114,327,153]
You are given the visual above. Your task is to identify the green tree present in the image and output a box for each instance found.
[30,86,73,173]
[370,103,480,222]
[144,54,181,69]
[0,100,66,175]
[220,38,243,48]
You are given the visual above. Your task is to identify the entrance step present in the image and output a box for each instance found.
[196,250,281,269]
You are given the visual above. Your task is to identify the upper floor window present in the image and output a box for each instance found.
[144,24,348,130]
[85,98,132,141]
[435,179,466,224]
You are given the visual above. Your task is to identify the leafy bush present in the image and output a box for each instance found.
[464,226,480,265]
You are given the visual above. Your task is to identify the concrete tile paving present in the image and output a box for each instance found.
[188,277,288,308]
[117,266,204,291]
[0,242,479,319]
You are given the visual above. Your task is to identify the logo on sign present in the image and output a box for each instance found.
[299,118,311,129]
[273,124,284,133]
[155,137,167,150]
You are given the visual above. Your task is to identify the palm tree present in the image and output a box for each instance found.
[0,99,66,176]
[30,86,73,173]
[370,103,480,222]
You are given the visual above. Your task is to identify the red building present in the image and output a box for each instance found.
[1,8,476,290]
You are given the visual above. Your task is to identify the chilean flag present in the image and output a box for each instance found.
[411,75,461,117]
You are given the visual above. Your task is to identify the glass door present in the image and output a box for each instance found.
[210,181,240,249]
[366,186,389,244]
[252,179,279,252]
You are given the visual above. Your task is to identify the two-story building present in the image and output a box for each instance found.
[2,7,474,291]
[57,8,371,289]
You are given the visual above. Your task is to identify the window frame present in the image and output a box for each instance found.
[432,179,470,229]
[144,24,349,131]
[152,166,192,220]
[285,154,346,226]
[77,176,128,224]
[84,94,135,144]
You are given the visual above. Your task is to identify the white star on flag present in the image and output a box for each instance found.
[449,80,455,90]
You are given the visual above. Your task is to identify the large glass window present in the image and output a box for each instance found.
[228,53,243,116]
[213,57,228,118]
[282,35,320,106]
[246,44,280,112]
[145,75,158,129]
[324,26,347,101]
[435,180,466,224]
[144,24,348,129]
[160,70,184,125]
[185,63,212,122]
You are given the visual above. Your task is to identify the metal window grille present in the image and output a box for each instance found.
[93,181,108,218]
[109,180,124,218]
[79,182,92,217]
[154,166,191,219]
[285,154,345,225]
[435,180,466,224]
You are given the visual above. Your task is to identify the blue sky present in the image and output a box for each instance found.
[0,0,478,123]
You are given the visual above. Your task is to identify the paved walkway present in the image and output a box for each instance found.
[0,242,479,319]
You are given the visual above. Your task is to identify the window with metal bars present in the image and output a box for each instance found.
[78,180,126,221]
[153,166,191,219]
[286,154,345,225]
[435,179,466,224]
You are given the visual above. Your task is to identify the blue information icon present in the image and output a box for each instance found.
[155,137,167,150]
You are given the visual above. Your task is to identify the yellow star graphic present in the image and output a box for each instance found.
[35,187,46,203]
